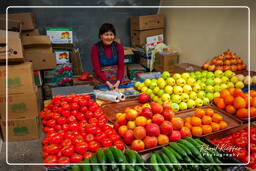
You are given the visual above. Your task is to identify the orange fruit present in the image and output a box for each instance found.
[236,108,248,118]
[219,121,228,129]
[184,122,192,129]
[228,87,235,96]
[205,108,214,117]
[250,90,256,97]
[135,116,147,126]
[202,125,213,134]
[224,95,234,105]
[171,117,184,130]
[194,109,205,118]
[216,98,226,109]
[126,109,138,120]
[234,96,246,109]
[234,88,244,97]
[220,89,231,99]
[185,117,192,123]
[157,134,169,145]
[202,116,212,125]
[211,122,220,131]
[191,126,203,136]
[191,116,202,126]
[251,107,256,117]
[212,113,223,123]
[225,105,236,114]
[252,97,256,107]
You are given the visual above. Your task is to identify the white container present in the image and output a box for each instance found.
[46,27,73,44]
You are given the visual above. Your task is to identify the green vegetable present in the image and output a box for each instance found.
[125,149,137,165]
[72,165,81,171]
[96,149,107,171]
[155,153,168,171]
[150,153,161,171]
[104,148,117,170]
[178,139,204,161]
[90,154,101,171]
[169,142,187,158]
[166,146,183,161]
[80,158,91,171]
[162,147,182,170]
[160,152,173,170]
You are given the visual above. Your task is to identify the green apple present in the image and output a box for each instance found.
[153,96,159,102]
[166,77,176,86]
[201,77,207,82]
[172,94,181,103]
[195,71,202,80]
[173,73,181,80]
[189,92,197,100]
[199,82,206,90]
[214,78,222,85]
[135,82,141,88]
[171,103,180,112]
[195,98,203,107]
[158,81,166,89]
[220,83,228,90]
[181,93,190,102]
[150,93,155,99]
[213,92,220,98]
[206,92,214,101]
[227,82,234,88]
[235,81,245,88]
[153,86,160,94]
[183,85,192,94]
[174,86,183,94]
[149,82,157,90]
[202,97,210,105]
[197,91,206,99]
[179,102,188,110]
[162,71,170,79]
[190,72,196,78]
[157,89,165,97]
[177,78,186,86]
[206,78,215,86]
[137,83,144,90]
[201,70,208,77]
[157,99,163,105]
[205,85,214,93]
[181,73,190,80]
[187,99,196,109]
[193,84,201,92]
[144,79,151,87]
[221,76,229,84]
[164,85,173,94]
[151,79,157,84]
[141,86,148,93]
[162,93,171,102]
[214,85,221,92]
[224,70,234,78]
[206,72,215,78]
[187,78,196,86]
[231,76,239,83]
[157,78,165,85]
[214,70,223,77]
[146,89,152,95]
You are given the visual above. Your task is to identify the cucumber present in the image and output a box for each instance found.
[162,147,182,170]
[72,165,81,171]
[155,153,168,171]
[166,146,183,161]
[80,158,91,171]
[177,143,193,157]
[189,158,200,171]
[90,154,101,171]
[160,152,174,170]
[178,139,204,161]
[214,165,223,171]
[169,142,187,158]
[96,149,107,171]
[110,147,126,171]
[185,137,202,149]
[134,165,144,171]
[135,151,146,169]
[124,149,137,165]
[104,148,117,170]
[150,153,161,171]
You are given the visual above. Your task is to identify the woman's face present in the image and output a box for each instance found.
[100,31,115,45]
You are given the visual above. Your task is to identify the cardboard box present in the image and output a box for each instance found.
[24,52,56,70]
[21,28,40,38]
[0,116,40,142]
[154,52,179,72]
[46,27,73,44]
[0,89,39,119]
[54,50,70,64]
[0,62,35,94]
[0,30,24,63]
[0,18,21,32]
[6,13,36,31]
[131,14,164,30]
[131,28,164,46]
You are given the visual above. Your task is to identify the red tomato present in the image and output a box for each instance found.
[105,129,115,136]
[75,142,88,154]
[73,135,84,145]
[62,110,70,117]
[70,153,83,163]
[69,122,79,131]
[95,133,106,142]
[67,115,77,123]
[47,119,56,127]
[85,134,94,142]
[85,111,94,119]
[62,146,74,156]
[234,149,247,161]
[43,127,55,134]
[76,113,85,121]
[80,106,88,113]
[83,151,93,159]
[89,118,98,125]
[251,134,256,144]
[109,134,120,142]
[62,124,69,131]
[42,137,49,145]
[42,120,48,126]
[233,138,248,148]
[54,125,62,131]
[102,138,112,147]
[102,125,112,131]
[57,117,66,125]
[62,104,71,111]
[114,140,125,150]
[87,100,96,106]
[79,99,87,106]
[81,94,91,100]
[57,156,70,166]
[71,103,80,110]
[88,141,100,152]
[71,110,79,116]
[86,124,97,134]
[61,139,72,147]
[251,144,256,153]
[48,133,63,144]
[45,144,59,155]
[89,105,98,112]
[44,155,57,165]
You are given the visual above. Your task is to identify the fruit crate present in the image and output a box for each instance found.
[175,105,242,137]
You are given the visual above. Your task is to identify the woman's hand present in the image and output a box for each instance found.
[113,80,120,89]
[106,81,114,90]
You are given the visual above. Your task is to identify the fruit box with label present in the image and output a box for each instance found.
[46,27,73,44]
[154,51,179,72]
[130,14,164,31]
[0,30,24,63]
[0,116,40,142]
[54,50,70,64]
[0,62,35,95]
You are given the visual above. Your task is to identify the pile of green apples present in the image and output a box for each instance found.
[134,70,245,112]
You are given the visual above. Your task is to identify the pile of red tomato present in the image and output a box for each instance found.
[211,126,256,169]
[40,94,124,165]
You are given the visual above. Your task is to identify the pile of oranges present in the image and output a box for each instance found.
[214,88,256,118]
[184,108,228,136]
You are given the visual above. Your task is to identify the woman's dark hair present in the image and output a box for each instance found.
[98,23,116,38]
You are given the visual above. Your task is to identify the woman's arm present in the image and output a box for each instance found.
[116,43,125,82]
[91,45,108,82]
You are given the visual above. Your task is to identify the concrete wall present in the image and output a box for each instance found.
[158,0,256,71]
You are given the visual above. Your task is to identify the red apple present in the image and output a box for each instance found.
[160,121,173,135]
[145,123,160,137]
[123,130,134,145]
[143,136,158,148]
[138,93,150,103]
[169,130,181,142]
[133,126,146,140]
[131,140,145,151]
[162,107,175,120]
[180,127,192,139]
[152,114,164,125]
[150,102,163,114]
[140,107,153,119]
